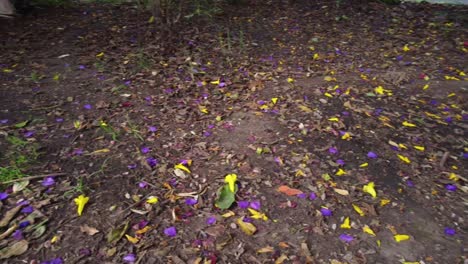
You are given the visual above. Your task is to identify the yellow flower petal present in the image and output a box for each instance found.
[146,196,159,204]
[413,145,425,151]
[335,168,346,176]
[402,121,417,127]
[363,225,376,236]
[222,211,235,218]
[363,182,377,198]
[271,97,278,104]
[328,117,339,122]
[96,52,104,57]
[380,199,391,206]
[174,163,191,173]
[374,86,385,95]
[74,195,89,216]
[397,154,411,164]
[394,234,410,242]
[125,234,140,244]
[224,174,237,192]
[287,77,295,83]
[403,44,410,52]
[340,217,351,229]
[210,79,220,85]
[352,204,365,217]
[248,208,268,221]
[237,217,257,235]
[359,162,369,168]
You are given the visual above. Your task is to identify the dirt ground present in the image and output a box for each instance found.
[0,1,466,263]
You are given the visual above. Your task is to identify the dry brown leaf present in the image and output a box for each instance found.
[80,225,100,236]
[277,185,303,196]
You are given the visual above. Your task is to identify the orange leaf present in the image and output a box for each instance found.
[277,185,303,196]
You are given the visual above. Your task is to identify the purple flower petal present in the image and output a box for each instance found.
[55,118,64,123]
[297,193,307,199]
[185,198,198,206]
[328,147,338,155]
[41,258,63,264]
[123,253,136,263]
[83,104,92,110]
[146,157,158,168]
[445,184,457,192]
[336,159,345,166]
[237,201,249,209]
[0,192,8,200]
[444,227,456,236]
[21,206,34,214]
[128,164,137,169]
[0,119,9,124]
[19,221,30,229]
[206,216,217,225]
[138,182,148,188]
[42,177,55,187]
[249,200,261,210]
[164,226,177,237]
[148,126,157,132]
[24,130,35,138]
[309,192,317,200]
[406,180,414,187]
[12,230,23,240]
[72,149,83,156]
[339,234,354,243]
[367,151,378,159]
[141,146,150,154]
[320,208,332,216]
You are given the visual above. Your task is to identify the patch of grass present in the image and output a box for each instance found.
[0,166,25,183]
[63,177,87,197]
[99,120,119,141]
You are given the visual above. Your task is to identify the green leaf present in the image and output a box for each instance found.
[107,221,129,244]
[215,184,236,210]
[13,120,29,128]
[30,225,47,239]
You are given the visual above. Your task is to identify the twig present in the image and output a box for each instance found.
[439,151,449,169]
[1,173,68,184]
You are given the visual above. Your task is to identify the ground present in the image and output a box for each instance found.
[0,1,466,263]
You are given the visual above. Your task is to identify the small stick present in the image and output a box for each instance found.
[1,173,68,184]
[439,151,449,169]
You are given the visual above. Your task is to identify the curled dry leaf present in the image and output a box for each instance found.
[277,185,303,196]
[80,224,100,236]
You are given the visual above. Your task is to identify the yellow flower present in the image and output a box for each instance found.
[352,204,365,216]
[340,217,351,229]
[335,168,346,176]
[225,174,237,192]
[248,208,268,221]
[174,163,191,173]
[146,196,159,204]
[363,182,377,198]
[74,195,89,216]
[363,225,376,236]
[394,234,410,242]
[397,154,411,164]
[402,121,416,127]
[403,44,410,52]
[287,77,295,83]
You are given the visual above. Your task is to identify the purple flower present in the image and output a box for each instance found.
[445,184,457,192]
[320,208,332,216]
[249,200,261,210]
[138,182,148,188]
[328,147,338,155]
[444,117,453,123]
[124,80,131,86]
[0,119,9,124]
[19,221,30,229]
[0,192,8,200]
[42,177,55,187]
[123,253,136,263]
[203,131,212,137]
[336,159,345,166]
[148,126,157,132]
[463,153,468,159]
[21,206,34,214]
[41,258,63,264]
[72,149,83,156]
[12,230,23,240]
[55,118,64,123]
[78,65,86,70]
[206,216,217,225]
[242,217,253,223]
[128,164,137,169]
[185,198,198,206]
[309,192,317,200]
[146,157,158,168]
[444,227,456,236]
[339,234,354,243]
[83,104,92,110]
[237,201,249,209]
[367,151,378,159]
[164,226,177,237]
[24,130,35,138]
[406,180,414,187]
[141,146,150,154]
[297,193,307,199]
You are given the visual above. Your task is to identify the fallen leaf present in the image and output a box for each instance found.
[0,240,28,259]
[12,181,29,193]
[0,206,21,228]
[107,221,129,244]
[277,185,303,196]
[257,246,274,253]
[333,188,349,196]
[215,185,236,209]
[80,225,100,236]
[125,234,139,244]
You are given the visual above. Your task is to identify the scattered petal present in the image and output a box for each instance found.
[339,234,354,243]
[340,217,351,229]
[164,226,177,237]
[363,182,377,198]
[74,195,89,216]
[394,234,410,242]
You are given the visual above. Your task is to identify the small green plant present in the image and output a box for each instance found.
[29,71,44,83]
[63,177,87,198]
[126,120,144,141]
[136,51,151,71]
[99,120,118,141]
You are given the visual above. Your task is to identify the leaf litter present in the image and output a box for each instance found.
[0,1,466,263]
